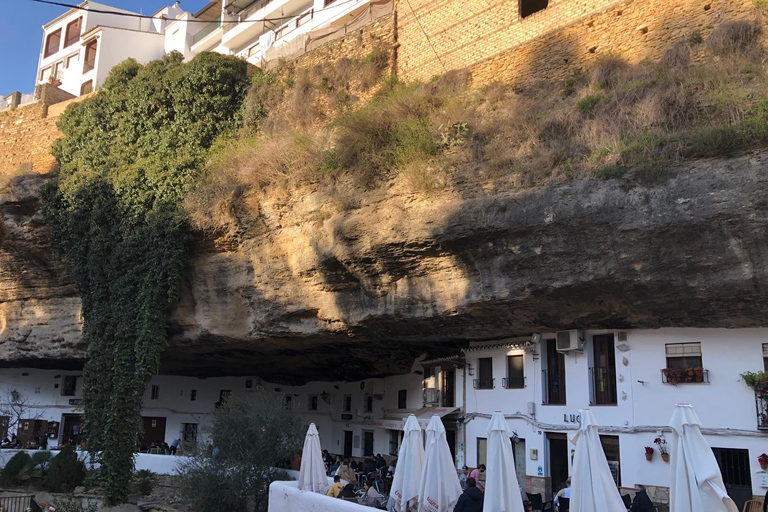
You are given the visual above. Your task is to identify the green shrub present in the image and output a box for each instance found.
[49,496,99,512]
[135,469,155,496]
[577,94,601,115]
[30,450,53,478]
[1,451,32,486]
[45,446,86,493]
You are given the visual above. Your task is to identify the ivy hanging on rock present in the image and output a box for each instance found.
[42,51,249,505]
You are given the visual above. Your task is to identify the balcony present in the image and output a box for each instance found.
[472,378,494,390]
[502,377,524,389]
[423,388,440,405]
[589,366,617,405]
[661,368,709,385]
[756,389,768,430]
[541,369,566,405]
[191,18,222,49]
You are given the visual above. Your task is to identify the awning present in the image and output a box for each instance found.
[377,406,460,430]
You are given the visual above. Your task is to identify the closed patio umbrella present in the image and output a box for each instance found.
[483,411,525,512]
[389,414,425,512]
[418,415,462,512]
[669,404,738,512]
[569,409,625,512]
[297,423,327,493]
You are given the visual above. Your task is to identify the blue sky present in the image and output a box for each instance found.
[0,0,209,94]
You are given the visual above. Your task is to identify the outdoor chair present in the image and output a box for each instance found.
[742,499,764,512]
[621,494,632,508]
[556,496,569,512]
[526,493,554,512]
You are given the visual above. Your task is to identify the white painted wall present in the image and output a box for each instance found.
[92,28,165,89]
[268,480,371,512]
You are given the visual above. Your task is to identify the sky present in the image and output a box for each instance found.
[0,0,209,94]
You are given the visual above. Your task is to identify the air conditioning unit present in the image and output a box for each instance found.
[556,329,584,353]
[423,388,440,405]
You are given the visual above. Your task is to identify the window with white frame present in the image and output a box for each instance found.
[665,343,702,369]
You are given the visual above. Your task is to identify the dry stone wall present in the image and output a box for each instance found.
[396,0,757,85]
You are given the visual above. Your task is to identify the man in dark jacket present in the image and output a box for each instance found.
[629,484,654,512]
[454,477,484,512]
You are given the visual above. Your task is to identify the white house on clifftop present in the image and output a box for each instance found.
[34,0,379,97]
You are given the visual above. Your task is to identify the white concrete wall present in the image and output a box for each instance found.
[268,481,371,512]
[92,28,165,90]
[0,449,184,476]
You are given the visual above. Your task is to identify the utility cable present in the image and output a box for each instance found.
[403,0,446,73]
[31,0,361,24]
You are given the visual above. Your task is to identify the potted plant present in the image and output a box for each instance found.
[654,437,669,462]
[741,371,768,392]
[759,453,768,471]
[694,367,704,382]
[644,446,654,461]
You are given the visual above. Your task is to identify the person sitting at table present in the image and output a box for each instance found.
[338,459,356,483]
[327,475,345,498]
[363,479,384,508]
[362,457,376,475]
[337,483,357,500]
[330,455,342,475]
[350,459,359,471]
[376,454,387,470]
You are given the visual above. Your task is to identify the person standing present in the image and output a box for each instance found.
[454,477,484,512]
[458,466,468,489]
[468,464,485,491]
[629,484,653,512]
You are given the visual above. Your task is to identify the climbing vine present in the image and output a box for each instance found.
[42,52,248,504]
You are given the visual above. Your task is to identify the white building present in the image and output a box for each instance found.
[33,0,379,97]
[2,327,767,509]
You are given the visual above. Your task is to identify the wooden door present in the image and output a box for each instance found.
[141,417,167,449]
[546,339,566,404]
[441,370,455,407]
[343,430,353,458]
[592,334,617,404]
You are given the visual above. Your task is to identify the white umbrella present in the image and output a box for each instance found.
[569,409,625,512]
[297,423,327,493]
[389,414,425,512]
[418,415,462,512]
[483,411,525,512]
[668,404,738,512]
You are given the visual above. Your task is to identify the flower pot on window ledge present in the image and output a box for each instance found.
[760,461,767,471]
[645,452,653,462]
[661,453,669,463]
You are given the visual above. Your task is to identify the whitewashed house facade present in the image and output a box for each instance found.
[2,328,768,509]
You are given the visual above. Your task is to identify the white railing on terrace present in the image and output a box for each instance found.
[192,17,222,45]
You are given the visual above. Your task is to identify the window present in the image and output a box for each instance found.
[476,357,494,389]
[52,61,63,81]
[441,369,456,407]
[763,343,768,371]
[64,18,82,48]
[364,394,374,413]
[665,343,702,370]
[65,53,79,69]
[591,334,617,405]
[389,430,400,455]
[506,355,524,389]
[520,0,548,18]
[40,66,53,82]
[476,437,487,468]
[343,395,352,412]
[543,339,566,404]
[283,395,292,410]
[181,423,198,443]
[397,390,407,409]
[45,29,61,58]
[61,376,77,396]
[83,40,97,72]
[190,389,197,401]
[80,80,93,95]
[150,385,159,400]
[308,395,318,411]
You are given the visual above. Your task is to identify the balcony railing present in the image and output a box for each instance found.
[473,378,494,390]
[273,6,314,41]
[589,366,617,405]
[502,377,524,389]
[541,369,566,405]
[756,389,768,430]
[661,368,709,385]
[192,18,222,45]
[423,388,440,405]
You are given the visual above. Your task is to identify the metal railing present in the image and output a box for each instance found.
[660,368,709,385]
[541,369,566,405]
[589,366,617,405]
[273,6,314,41]
[0,495,42,512]
[423,388,440,405]
[192,17,222,45]
[472,377,494,390]
[502,376,525,389]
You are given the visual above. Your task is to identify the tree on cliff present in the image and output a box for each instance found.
[41,52,249,505]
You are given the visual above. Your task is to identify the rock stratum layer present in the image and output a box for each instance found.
[2,154,767,383]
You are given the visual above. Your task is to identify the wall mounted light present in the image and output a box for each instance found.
[531,333,542,344]
[617,343,631,352]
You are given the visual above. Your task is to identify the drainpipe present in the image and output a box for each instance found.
[462,362,467,469]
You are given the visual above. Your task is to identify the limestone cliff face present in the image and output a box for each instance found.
[2,154,768,382]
